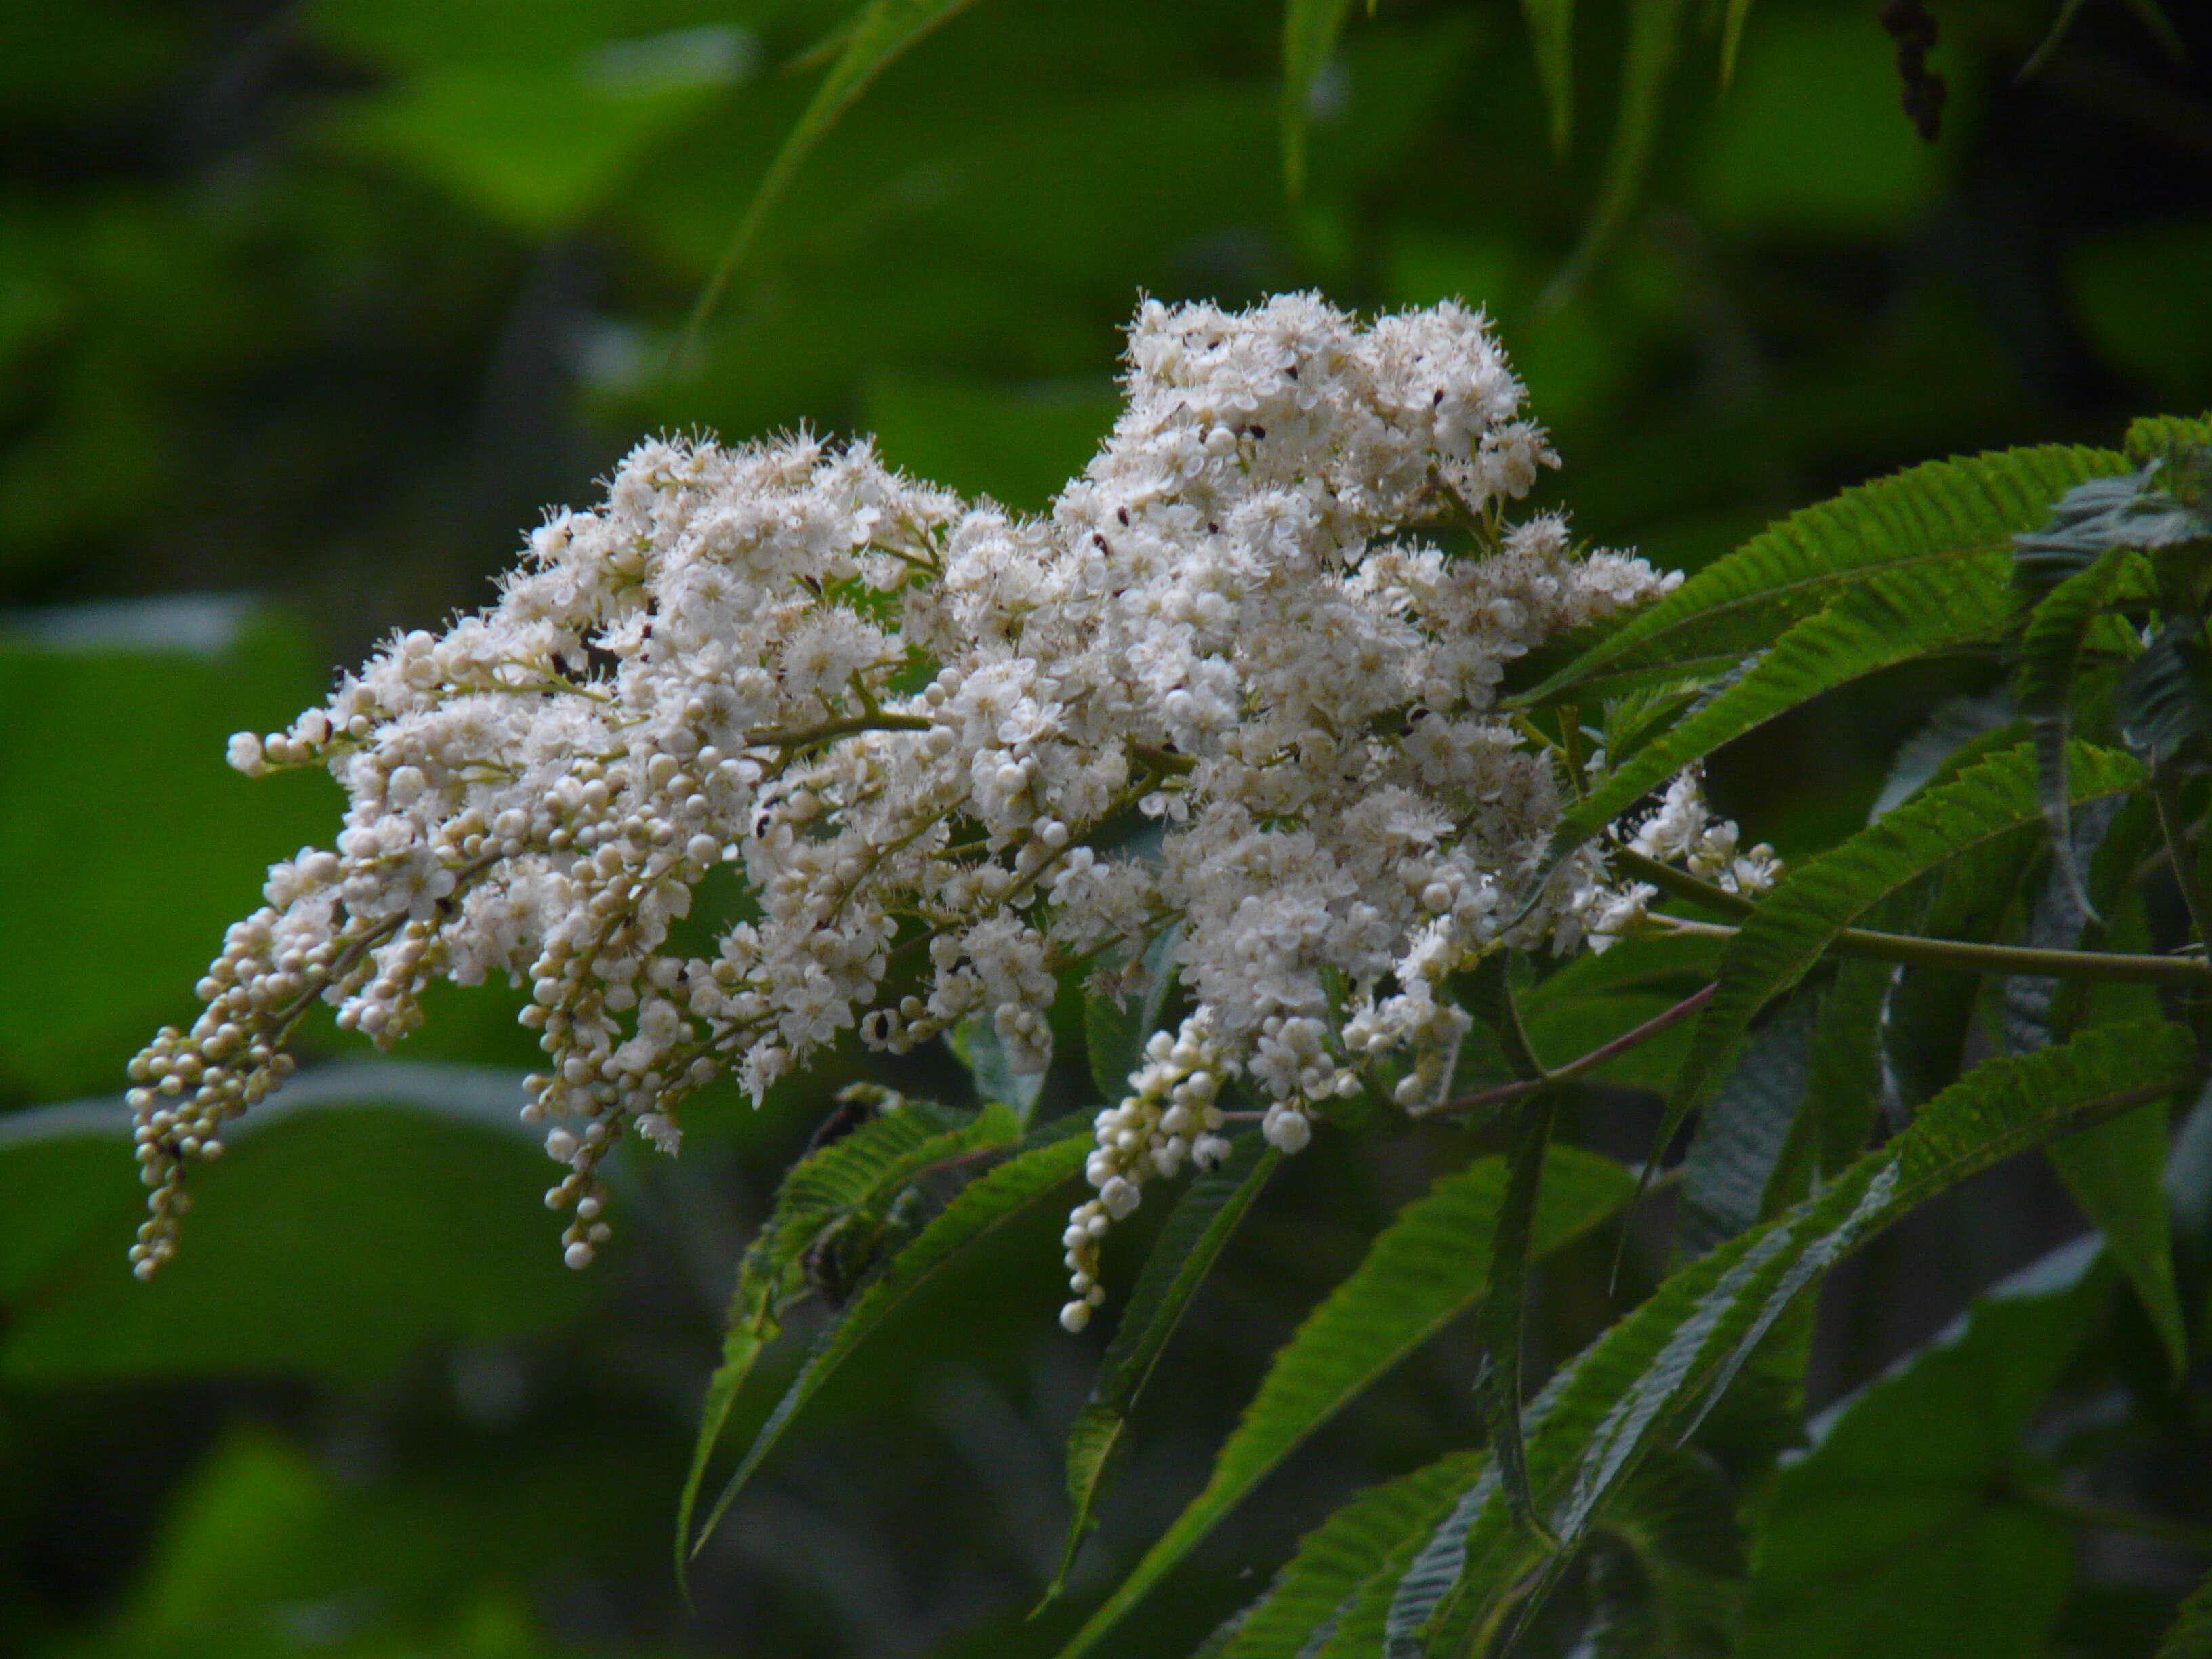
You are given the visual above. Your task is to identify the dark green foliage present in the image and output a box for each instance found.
[677,1093,1021,1575]
[1410,1021,2194,1657]
[14,3,2212,1652]
[1051,1136,1280,1593]
[691,1114,1093,1557]
[1738,1237,2113,1658]
[1053,1147,1636,1658]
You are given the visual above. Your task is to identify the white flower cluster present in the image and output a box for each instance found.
[127,293,1683,1306]
[1589,771,1784,949]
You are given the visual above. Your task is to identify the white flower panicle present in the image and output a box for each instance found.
[127,293,1690,1309]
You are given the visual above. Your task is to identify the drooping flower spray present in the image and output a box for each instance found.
[127,295,1764,1325]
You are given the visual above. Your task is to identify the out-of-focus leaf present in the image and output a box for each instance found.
[1520,0,1576,153]
[0,1062,591,1378]
[1052,1137,1279,1593]
[1403,1023,2192,1656]
[688,0,991,335]
[1719,0,1757,85]
[864,374,1118,514]
[1051,1146,1635,1659]
[2047,1103,2184,1374]
[1738,1236,2112,1657]
[0,613,333,1103]
[1699,7,1947,235]
[1282,0,1360,197]
[328,54,742,234]
[692,1116,1091,1555]
[1550,0,1683,300]
[2158,1569,2212,1659]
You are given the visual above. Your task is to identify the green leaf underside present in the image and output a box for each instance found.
[1399,1021,2194,1657]
[1761,953,1893,1218]
[1052,1137,1282,1593]
[1052,1145,1637,1659]
[1217,1451,1486,1659]
[1738,1236,2113,1658]
[677,1099,1019,1577]
[1525,554,2023,913]
[1520,445,2125,708]
[691,1117,1090,1557]
[1280,0,1359,197]
[1653,741,2148,1202]
[689,0,987,334]
[2017,544,2148,914]
[1677,998,1817,1255]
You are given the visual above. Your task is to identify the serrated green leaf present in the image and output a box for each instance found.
[1519,445,2126,709]
[676,1095,1016,1580]
[1738,1236,2112,1658]
[2158,1568,2212,1659]
[690,1116,1090,1559]
[1406,1021,2194,1657]
[1523,556,2024,914]
[1654,742,2147,1206]
[1547,0,1685,301]
[1216,1451,1486,1659]
[1051,1145,1635,1659]
[1281,0,1359,198]
[1520,0,1576,153]
[2126,413,2212,471]
[687,0,989,337]
[1475,1091,1560,1538]
[1050,1136,1280,1595]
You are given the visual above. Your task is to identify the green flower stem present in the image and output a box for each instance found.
[1614,847,2212,985]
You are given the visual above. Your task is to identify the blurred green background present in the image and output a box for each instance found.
[3,0,2210,1654]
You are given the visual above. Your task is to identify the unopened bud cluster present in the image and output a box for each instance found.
[129,293,1691,1313]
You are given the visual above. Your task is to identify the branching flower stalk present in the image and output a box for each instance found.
[126,295,1733,1322]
